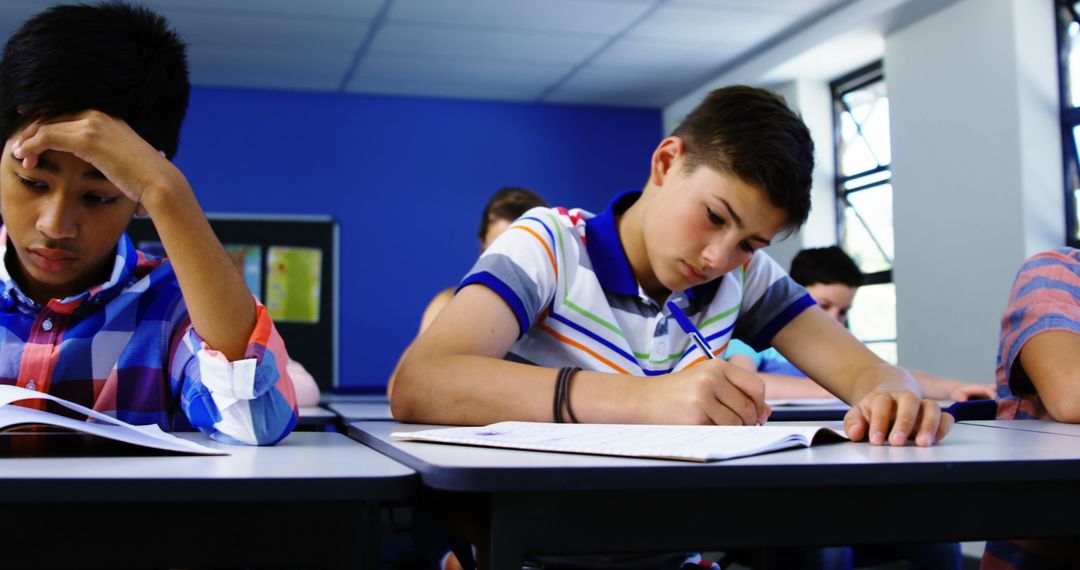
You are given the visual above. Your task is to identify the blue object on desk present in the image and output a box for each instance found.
[943,399,997,421]
[666,301,716,359]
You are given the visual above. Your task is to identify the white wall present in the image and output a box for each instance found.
[886,0,1062,380]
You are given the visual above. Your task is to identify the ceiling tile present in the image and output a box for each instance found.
[0,0,861,109]
[545,65,704,108]
[187,44,354,91]
[388,0,654,35]
[592,37,742,70]
[628,3,801,47]
[668,0,846,13]
[371,23,607,65]
[152,8,370,53]
[347,54,573,101]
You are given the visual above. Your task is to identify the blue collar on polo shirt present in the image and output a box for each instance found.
[584,190,722,306]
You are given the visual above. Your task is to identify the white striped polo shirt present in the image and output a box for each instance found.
[459,191,814,376]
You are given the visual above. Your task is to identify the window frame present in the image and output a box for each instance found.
[831,61,897,356]
[1057,0,1080,248]
[831,61,892,286]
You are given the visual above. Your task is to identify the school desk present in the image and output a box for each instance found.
[297,404,341,430]
[0,431,415,569]
[328,400,395,421]
[964,418,1080,437]
[322,392,393,403]
[349,420,1080,569]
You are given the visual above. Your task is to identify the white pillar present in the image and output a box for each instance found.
[886,0,1062,380]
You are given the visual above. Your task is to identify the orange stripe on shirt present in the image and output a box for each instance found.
[511,226,558,280]
[539,323,630,374]
[685,340,729,368]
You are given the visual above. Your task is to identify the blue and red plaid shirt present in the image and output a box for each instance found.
[0,227,298,445]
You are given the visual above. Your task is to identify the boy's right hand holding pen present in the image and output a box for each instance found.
[637,302,770,426]
[629,359,771,426]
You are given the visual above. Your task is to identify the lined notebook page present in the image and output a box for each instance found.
[393,422,848,462]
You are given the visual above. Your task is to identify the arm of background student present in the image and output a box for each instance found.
[12,111,255,360]
[387,288,455,398]
[907,370,995,401]
[761,373,836,400]
[726,355,836,399]
[771,306,952,446]
[392,284,770,426]
[1018,331,1080,422]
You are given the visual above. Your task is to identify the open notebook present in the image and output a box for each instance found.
[393,421,848,462]
[0,385,224,455]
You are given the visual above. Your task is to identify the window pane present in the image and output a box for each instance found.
[842,208,891,273]
[840,191,893,275]
[846,90,891,166]
[1075,187,1080,243]
[1072,126,1080,242]
[848,282,896,347]
[846,185,894,262]
[837,80,890,176]
[838,111,878,175]
[1066,6,1080,107]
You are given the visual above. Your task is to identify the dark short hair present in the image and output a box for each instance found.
[671,85,814,230]
[789,246,863,288]
[0,2,190,158]
[477,187,548,241]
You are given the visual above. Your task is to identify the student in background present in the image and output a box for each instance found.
[288,359,321,406]
[387,186,547,570]
[0,3,297,444]
[726,246,995,401]
[393,85,953,568]
[387,187,547,399]
[982,247,1080,569]
[390,187,546,570]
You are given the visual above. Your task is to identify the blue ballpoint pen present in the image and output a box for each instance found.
[665,301,716,360]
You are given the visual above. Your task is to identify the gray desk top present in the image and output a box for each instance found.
[298,405,337,420]
[321,392,391,403]
[350,420,1080,493]
[964,418,1080,437]
[329,401,394,421]
[0,431,416,502]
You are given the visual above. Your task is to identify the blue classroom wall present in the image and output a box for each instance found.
[173,87,663,391]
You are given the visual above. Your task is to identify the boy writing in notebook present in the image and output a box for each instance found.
[393,86,952,448]
[0,3,297,444]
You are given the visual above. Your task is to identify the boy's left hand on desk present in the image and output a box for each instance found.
[843,391,954,447]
